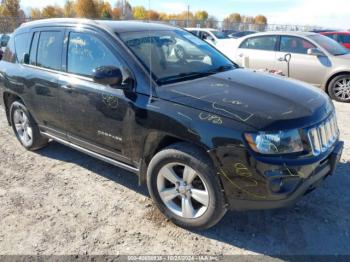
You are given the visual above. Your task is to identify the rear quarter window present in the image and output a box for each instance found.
[14,33,30,63]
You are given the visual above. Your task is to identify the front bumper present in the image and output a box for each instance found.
[215,141,344,211]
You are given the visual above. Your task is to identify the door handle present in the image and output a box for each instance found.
[277,57,285,62]
[61,84,73,90]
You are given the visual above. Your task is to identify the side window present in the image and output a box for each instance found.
[280,36,315,54]
[188,30,198,36]
[325,34,337,41]
[37,31,62,70]
[67,32,121,77]
[29,32,39,65]
[239,36,277,51]
[339,34,350,44]
[14,33,30,63]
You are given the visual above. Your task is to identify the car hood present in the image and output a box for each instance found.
[157,68,332,130]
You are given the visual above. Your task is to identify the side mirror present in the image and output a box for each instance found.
[23,53,30,64]
[1,35,9,47]
[307,48,325,57]
[92,66,123,87]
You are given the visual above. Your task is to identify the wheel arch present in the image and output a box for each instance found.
[2,91,25,126]
[325,71,350,94]
[138,131,213,185]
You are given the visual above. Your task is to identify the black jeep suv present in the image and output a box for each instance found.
[0,19,344,229]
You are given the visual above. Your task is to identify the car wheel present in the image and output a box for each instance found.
[147,142,227,230]
[328,74,350,102]
[10,101,48,150]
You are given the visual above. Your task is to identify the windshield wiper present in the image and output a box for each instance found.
[207,64,235,74]
[157,71,212,85]
[157,65,235,85]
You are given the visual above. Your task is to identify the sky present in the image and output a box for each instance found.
[20,0,350,29]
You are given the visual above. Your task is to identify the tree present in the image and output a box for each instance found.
[112,7,122,19]
[223,13,241,30]
[42,5,64,18]
[194,11,208,21]
[1,0,21,17]
[254,15,267,24]
[29,8,42,19]
[75,0,98,18]
[64,0,76,17]
[148,10,160,20]
[132,6,147,20]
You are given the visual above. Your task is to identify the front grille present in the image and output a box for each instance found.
[307,114,339,156]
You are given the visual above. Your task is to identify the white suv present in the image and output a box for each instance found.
[185,28,237,59]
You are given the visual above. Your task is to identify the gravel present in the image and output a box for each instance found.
[0,102,349,256]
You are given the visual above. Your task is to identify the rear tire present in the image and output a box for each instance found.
[328,74,350,102]
[147,142,227,230]
[10,101,48,151]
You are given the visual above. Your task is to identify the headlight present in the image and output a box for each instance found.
[245,129,303,155]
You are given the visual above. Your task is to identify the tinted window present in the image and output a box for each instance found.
[29,32,39,65]
[240,36,277,51]
[14,33,30,63]
[37,31,62,70]
[339,34,350,44]
[280,36,315,54]
[309,34,349,56]
[67,32,121,77]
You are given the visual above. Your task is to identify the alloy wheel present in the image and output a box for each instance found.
[157,162,210,219]
[13,108,33,147]
[333,77,350,101]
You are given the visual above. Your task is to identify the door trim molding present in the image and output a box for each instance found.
[41,132,139,174]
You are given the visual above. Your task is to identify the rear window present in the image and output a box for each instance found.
[240,36,277,51]
[339,34,350,44]
[36,31,62,70]
[14,33,30,63]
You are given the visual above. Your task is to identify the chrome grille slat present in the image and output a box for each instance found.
[308,114,339,156]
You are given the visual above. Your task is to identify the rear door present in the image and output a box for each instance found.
[275,35,328,87]
[18,28,66,138]
[58,28,133,164]
[235,35,278,70]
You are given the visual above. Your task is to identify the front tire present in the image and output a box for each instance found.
[10,101,48,150]
[147,143,226,230]
[328,74,350,102]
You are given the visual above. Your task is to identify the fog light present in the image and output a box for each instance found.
[270,177,283,193]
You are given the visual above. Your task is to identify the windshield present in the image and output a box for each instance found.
[211,30,231,39]
[310,34,349,56]
[119,29,236,85]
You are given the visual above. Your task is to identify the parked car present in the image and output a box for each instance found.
[232,31,350,102]
[229,30,257,39]
[222,29,238,37]
[321,32,350,50]
[185,27,237,57]
[0,19,343,229]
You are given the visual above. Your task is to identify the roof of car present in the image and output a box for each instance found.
[19,18,176,33]
[185,28,218,31]
[321,31,350,35]
[245,31,319,37]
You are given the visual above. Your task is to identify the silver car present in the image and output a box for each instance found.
[232,32,350,102]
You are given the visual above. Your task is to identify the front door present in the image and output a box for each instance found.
[58,29,132,164]
[275,35,329,87]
